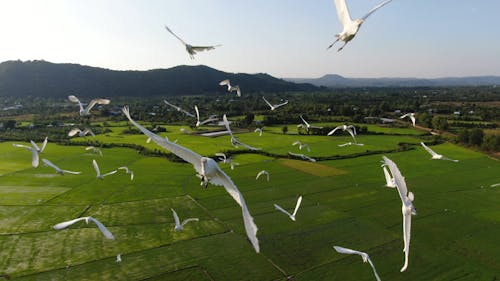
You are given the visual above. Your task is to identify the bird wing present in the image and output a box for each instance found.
[88,217,115,240]
[101,170,118,177]
[346,127,357,141]
[274,204,292,217]
[400,113,410,119]
[333,245,365,256]
[164,25,188,46]
[367,257,382,281]
[276,100,289,108]
[86,98,110,113]
[215,153,226,162]
[199,117,218,126]
[409,114,416,126]
[362,0,393,20]
[262,97,273,108]
[382,156,409,204]
[420,142,438,157]
[171,208,181,227]
[84,128,95,137]
[338,142,349,147]
[256,170,267,180]
[39,137,48,152]
[191,45,219,52]
[118,166,129,173]
[123,106,203,172]
[401,211,411,272]
[291,196,303,217]
[42,158,61,172]
[92,160,101,177]
[383,166,395,187]
[300,115,310,127]
[62,170,82,175]
[181,218,199,226]
[163,100,180,111]
[237,141,262,151]
[53,217,88,230]
[334,0,353,27]
[222,114,235,138]
[235,86,241,97]
[327,126,341,136]
[194,105,201,124]
[348,125,357,135]
[30,140,40,151]
[12,143,31,149]
[68,128,81,137]
[219,79,230,87]
[212,167,259,253]
[68,95,80,103]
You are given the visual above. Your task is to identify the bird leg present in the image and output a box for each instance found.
[327,38,340,50]
[337,41,348,52]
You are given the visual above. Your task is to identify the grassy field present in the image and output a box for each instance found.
[0,122,498,280]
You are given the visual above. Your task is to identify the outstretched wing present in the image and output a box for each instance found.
[362,0,393,20]
[274,204,292,217]
[327,126,341,136]
[181,218,199,226]
[53,217,88,230]
[30,140,40,151]
[334,0,353,27]
[42,158,60,172]
[367,257,382,281]
[401,211,411,272]
[275,100,289,108]
[123,106,203,172]
[212,167,259,253]
[101,170,118,177]
[31,148,39,168]
[68,128,81,137]
[39,137,48,152]
[191,45,220,52]
[219,79,230,87]
[291,196,303,217]
[382,165,395,188]
[92,159,101,177]
[382,156,409,203]
[300,115,310,127]
[194,105,201,124]
[420,142,438,157]
[346,127,357,141]
[171,208,181,227]
[86,98,110,113]
[164,25,188,46]
[62,170,82,175]
[262,97,273,108]
[333,245,364,256]
[88,217,115,240]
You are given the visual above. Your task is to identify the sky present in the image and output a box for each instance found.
[0,0,500,78]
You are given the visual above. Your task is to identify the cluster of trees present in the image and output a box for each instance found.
[456,128,499,152]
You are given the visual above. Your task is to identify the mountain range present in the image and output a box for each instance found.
[286,74,500,88]
[0,60,317,97]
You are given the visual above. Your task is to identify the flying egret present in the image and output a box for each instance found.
[116,254,122,263]
[68,95,110,116]
[262,97,289,111]
[338,142,364,147]
[328,0,393,51]
[92,160,118,179]
[12,137,47,168]
[254,128,263,136]
[420,142,459,162]
[288,151,317,162]
[382,156,416,272]
[122,106,260,253]
[118,166,134,180]
[381,164,396,188]
[53,216,115,240]
[194,105,218,127]
[274,196,303,221]
[256,170,270,181]
[292,141,311,152]
[85,146,102,156]
[163,100,195,117]
[42,159,81,175]
[298,115,323,132]
[219,79,241,97]
[171,208,199,231]
[223,115,262,151]
[400,113,416,127]
[68,128,95,137]
[164,25,221,59]
[327,124,357,142]
[333,246,381,281]
[215,153,239,170]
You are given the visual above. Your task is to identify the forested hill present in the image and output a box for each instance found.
[0,60,318,97]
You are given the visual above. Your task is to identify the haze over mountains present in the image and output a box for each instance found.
[286,74,500,88]
[0,60,499,98]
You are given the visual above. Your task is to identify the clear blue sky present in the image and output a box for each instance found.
[1,0,499,78]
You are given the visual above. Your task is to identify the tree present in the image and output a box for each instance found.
[481,135,500,152]
[469,128,484,146]
[432,116,449,130]
[244,113,255,127]
[282,125,288,134]
[457,129,470,144]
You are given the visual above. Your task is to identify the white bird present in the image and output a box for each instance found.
[328,124,357,142]
[164,25,221,59]
[12,137,47,168]
[122,106,259,253]
[420,142,459,162]
[337,142,364,147]
[298,115,323,132]
[116,254,122,263]
[215,153,239,170]
[328,0,393,51]
[400,113,416,127]
[68,95,110,116]
[223,115,261,151]
[85,146,102,156]
[256,170,270,181]
[254,128,263,136]
[68,128,95,137]
[118,166,134,180]
[274,196,302,221]
[194,105,218,127]
[219,79,241,97]
[381,164,396,188]
[292,141,311,152]
[262,97,289,111]
[382,156,416,272]
[288,151,317,162]
[163,100,195,117]
[333,246,381,281]
[171,208,199,231]
[42,159,81,175]
[92,159,118,179]
[53,216,115,240]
